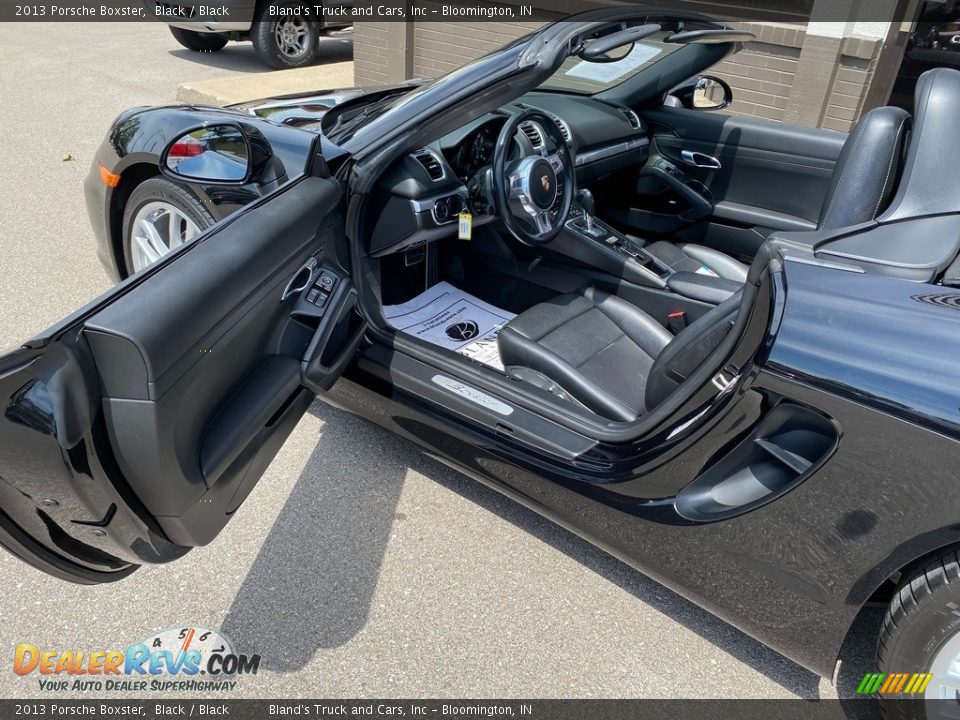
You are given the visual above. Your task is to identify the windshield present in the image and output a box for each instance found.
[539,29,683,95]
[326,13,739,152]
[323,35,531,144]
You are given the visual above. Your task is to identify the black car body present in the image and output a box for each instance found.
[83,88,363,281]
[10,7,960,693]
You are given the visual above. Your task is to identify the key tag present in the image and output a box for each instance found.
[458,211,473,240]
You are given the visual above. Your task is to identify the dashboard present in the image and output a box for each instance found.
[367,91,650,257]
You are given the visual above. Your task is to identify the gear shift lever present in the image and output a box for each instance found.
[575,188,606,238]
[576,188,596,232]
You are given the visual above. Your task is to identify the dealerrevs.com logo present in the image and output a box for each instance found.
[13,626,260,693]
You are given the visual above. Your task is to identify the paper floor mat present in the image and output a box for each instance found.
[383,282,515,371]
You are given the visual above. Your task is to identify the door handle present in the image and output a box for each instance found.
[280,257,318,302]
[680,150,722,170]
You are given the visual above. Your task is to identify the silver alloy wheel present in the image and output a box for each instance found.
[927,632,960,704]
[275,18,309,58]
[130,200,201,272]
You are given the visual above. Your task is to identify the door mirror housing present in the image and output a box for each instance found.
[161,122,281,185]
[667,75,733,111]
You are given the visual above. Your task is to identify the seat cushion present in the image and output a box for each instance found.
[497,287,672,421]
[640,240,749,282]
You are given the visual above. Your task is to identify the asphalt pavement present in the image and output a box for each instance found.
[0,22,880,699]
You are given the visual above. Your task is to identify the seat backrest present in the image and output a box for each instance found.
[878,67,960,222]
[817,106,911,231]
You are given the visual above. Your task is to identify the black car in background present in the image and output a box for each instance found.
[9,8,960,702]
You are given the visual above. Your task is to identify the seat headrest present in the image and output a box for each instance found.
[880,68,960,222]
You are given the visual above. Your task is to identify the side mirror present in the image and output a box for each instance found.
[161,123,282,184]
[667,75,733,111]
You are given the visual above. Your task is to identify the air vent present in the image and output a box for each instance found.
[551,115,572,142]
[411,149,444,181]
[516,104,571,143]
[519,121,544,149]
[617,107,642,130]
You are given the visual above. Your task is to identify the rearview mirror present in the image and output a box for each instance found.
[578,23,661,63]
[667,75,733,111]
[162,124,255,183]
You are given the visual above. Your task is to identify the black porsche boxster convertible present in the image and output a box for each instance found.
[7,7,960,698]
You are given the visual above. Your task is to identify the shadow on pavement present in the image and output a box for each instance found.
[221,401,404,671]
[222,400,874,697]
[167,37,353,74]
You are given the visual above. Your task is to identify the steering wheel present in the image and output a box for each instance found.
[492,110,574,246]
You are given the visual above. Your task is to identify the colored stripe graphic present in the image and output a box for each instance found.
[879,674,898,694]
[904,674,920,694]
[856,672,933,695]
[856,674,876,694]
[893,674,909,693]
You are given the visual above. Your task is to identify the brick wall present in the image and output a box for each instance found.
[411,21,538,79]
[353,23,398,86]
[819,37,882,131]
[353,23,418,86]
[710,23,805,122]
[353,18,884,132]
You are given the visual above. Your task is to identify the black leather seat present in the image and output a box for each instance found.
[498,286,740,421]
[638,105,912,281]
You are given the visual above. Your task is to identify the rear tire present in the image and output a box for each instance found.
[169,27,228,52]
[878,548,960,699]
[251,7,320,69]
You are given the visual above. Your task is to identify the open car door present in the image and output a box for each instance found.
[0,174,365,583]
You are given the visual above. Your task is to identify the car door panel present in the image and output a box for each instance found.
[0,174,358,580]
[653,134,836,224]
[631,107,846,257]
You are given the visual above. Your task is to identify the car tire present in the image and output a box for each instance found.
[251,7,320,69]
[168,27,228,52]
[122,177,215,276]
[877,548,960,699]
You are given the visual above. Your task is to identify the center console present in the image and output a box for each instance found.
[560,195,738,306]
[565,208,674,287]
